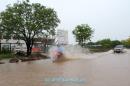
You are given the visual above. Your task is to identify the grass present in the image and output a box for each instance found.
[0,53,15,60]
[89,48,111,53]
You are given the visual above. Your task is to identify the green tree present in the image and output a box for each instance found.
[111,40,122,48]
[122,37,130,48]
[73,24,94,47]
[96,39,112,48]
[0,0,60,56]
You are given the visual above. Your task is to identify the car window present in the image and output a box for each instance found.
[115,45,123,48]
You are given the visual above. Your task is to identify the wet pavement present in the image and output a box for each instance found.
[0,50,130,86]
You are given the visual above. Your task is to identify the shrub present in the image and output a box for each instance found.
[0,53,15,59]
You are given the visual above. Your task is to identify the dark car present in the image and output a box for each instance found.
[113,45,124,53]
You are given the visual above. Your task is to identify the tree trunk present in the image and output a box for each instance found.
[0,38,1,52]
[26,39,33,57]
[42,36,48,53]
[0,42,1,53]
[79,40,83,47]
[26,44,32,56]
[44,38,48,53]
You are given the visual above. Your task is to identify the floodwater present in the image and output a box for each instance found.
[0,50,130,86]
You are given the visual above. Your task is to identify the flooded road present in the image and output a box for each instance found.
[0,50,130,86]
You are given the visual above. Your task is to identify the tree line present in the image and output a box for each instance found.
[72,24,130,49]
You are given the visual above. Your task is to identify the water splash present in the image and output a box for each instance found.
[63,45,90,59]
[49,45,90,61]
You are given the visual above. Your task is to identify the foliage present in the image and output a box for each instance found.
[121,37,130,48]
[87,39,122,49]
[89,48,111,52]
[111,40,122,48]
[0,53,15,59]
[73,24,94,47]
[87,42,96,45]
[0,0,60,56]
[0,49,11,54]
[96,39,112,48]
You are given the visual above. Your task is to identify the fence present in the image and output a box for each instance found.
[0,43,24,53]
[0,43,52,53]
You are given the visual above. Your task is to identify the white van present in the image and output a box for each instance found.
[14,46,27,53]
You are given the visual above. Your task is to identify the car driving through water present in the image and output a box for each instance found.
[113,45,124,53]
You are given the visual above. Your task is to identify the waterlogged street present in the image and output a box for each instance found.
[0,50,130,86]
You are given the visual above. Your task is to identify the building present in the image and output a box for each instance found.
[0,36,55,52]
[55,29,68,45]
[0,29,68,52]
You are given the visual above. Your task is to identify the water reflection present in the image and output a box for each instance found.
[0,59,91,86]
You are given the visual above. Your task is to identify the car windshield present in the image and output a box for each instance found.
[115,45,123,48]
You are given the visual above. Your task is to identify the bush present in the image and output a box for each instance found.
[0,49,11,54]
[0,53,15,59]
[89,47,111,52]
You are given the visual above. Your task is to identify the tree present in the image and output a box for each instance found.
[96,39,112,48]
[0,0,60,56]
[122,37,130,48]
[111,40,122,48]
[72,24,94,47]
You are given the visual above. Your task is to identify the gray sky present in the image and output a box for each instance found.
[0,0,130,44]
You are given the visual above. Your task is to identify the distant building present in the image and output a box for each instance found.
[0,38,25,52]
[55,29,68,45]
[0,35,55,52]
[0,30,68,51]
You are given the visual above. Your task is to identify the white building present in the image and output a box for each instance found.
[0,38,26,51]
[55,29,68,45]
[0,30,68,51]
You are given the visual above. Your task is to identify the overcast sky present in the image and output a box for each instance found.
[0,0,130,44]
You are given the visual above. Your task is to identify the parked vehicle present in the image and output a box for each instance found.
[113,45,124,53]
[14,46,27,53]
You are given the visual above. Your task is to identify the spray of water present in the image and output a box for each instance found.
[64,45,90,59]
[49,45,90,61]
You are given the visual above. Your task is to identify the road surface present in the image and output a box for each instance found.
[0,49,130,86]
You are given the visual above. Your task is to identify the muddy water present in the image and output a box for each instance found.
[0,51,130,86]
